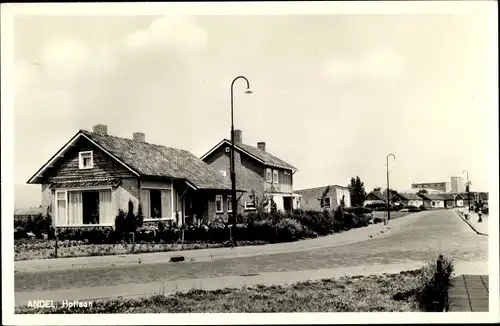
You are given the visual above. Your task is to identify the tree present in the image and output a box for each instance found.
[348,176,367,207]
[318,186,331,208]
[373,187,382,192]
[382,189,399,205]
[417,189,428,195]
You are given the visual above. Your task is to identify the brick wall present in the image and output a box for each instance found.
[203,146,266,209]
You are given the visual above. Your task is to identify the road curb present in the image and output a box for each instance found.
[455,210,488,236]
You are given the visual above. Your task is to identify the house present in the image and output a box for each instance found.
[439,193,464,208]
[364,191,386,206]
[294,185,351,212]
[396,193,424,208]
[200,130,300,214]
[27,125,245,228]
[418,193,445,209]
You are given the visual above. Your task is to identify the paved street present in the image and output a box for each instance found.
[15,209,488,301]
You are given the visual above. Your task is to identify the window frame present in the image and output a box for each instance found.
[141,186,174,222]
[273,170,279,184]
[78,151,94,169]
[244,201,256,211]
[266,168,272,183]
[322,196,332,208]
[215,195,224,213]
[54,187,114,227]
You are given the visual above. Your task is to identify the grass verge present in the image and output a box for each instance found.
[16,255,454,313]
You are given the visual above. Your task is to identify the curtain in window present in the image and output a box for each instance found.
[141,189,151,218]
[99,190,112,225]
[68,192,83,225]
[161,189,172,218]
[56,199,67,226]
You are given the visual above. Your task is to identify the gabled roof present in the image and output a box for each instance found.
[366,191,386,201]
[397,193,423,201]
[28,130,238,191]
[200,139,297,172]
[419,193,445,200]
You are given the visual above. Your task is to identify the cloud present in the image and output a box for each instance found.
[40,38,90,85]
[323,47,405,82]
[121,16,207,53]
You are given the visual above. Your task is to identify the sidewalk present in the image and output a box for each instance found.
[15,212,423,273]
[456,208,489,236]
[15,260,487,308]
[448,275,489,312]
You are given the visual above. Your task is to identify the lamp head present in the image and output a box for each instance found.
[245,89,253,94]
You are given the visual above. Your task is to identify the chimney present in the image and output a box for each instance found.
[133,132,145,142]
[93,124,108,135]
[234,129,242,145]
[257,142,266,151]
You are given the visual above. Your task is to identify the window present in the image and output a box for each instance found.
[55,189,112,226]
[215,195,223,213]
[227,195,232,213]
[244,201,256,211]
[141,188,172,219]
[273,170,279,184]
[56,191,67,226]
[79,151,93,169]
[322,197,331,208]
[266,168,272,183]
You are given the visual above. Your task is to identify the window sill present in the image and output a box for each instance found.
[78,166,94,170]
[143,217,175,222]
[244,208,256,211]
[55,224,114,228]
[215,211,224,214]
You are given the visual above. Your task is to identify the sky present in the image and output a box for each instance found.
[6,2,498,208]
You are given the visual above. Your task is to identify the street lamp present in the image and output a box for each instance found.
[230,76,252,244]
[386,153,396,223]
[462,170,470,212]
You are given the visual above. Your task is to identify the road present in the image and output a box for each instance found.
[15,209,487,295]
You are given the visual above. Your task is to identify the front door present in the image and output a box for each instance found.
[283,196,293,213]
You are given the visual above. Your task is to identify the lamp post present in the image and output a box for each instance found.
[462,170,470,212]
[386,153,396,223]
[230,76,252,244]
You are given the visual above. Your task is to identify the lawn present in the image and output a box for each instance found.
[14,240,267,261]
[373,211,411,220]
[16,270,426,313]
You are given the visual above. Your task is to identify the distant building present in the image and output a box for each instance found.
[412,181,451,193]
[295,185,351,212]
[450,176,465,193]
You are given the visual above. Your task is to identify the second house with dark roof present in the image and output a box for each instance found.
[200,129,301,214]
[27,124,245,228]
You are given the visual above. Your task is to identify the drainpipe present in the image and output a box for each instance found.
[179,185,188,250]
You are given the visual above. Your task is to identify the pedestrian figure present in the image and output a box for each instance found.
[478,209,483,223]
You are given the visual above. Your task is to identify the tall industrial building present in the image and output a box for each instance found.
[411,181,451,192]
[450,176,465,193]
[412,176,465,193]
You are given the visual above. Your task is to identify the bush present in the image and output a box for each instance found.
[373,217,383,224]
[419,205,427,211]
[275,218,308,242]
[14,213,53,239]
[56,227,116,244]
[416,255,455,311]
[408,206,421,212]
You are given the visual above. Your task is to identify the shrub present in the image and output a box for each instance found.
[275,218,308,242]
[419,205,427,211]
[408,206,421,212]
[416,255,455,311]
[373,217,383,224]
